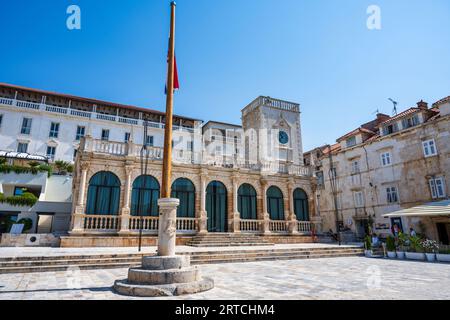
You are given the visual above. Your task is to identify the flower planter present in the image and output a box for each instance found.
[405,252,425,261]
[396,251,406,259]
[387,251,396,259]
[436,254,450,263]
[425,253,436,262]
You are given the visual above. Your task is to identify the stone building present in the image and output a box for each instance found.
[0,83,319,246]
[305,98,450,244]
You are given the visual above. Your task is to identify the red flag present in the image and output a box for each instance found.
[165,53,180,94]
[173,55,179,90]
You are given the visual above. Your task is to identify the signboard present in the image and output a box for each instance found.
[10,224,24,235]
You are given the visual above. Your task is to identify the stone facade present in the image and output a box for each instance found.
[305,98,450,243]
[66,96,319,243]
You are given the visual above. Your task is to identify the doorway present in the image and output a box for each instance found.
[436,223,450,245]
[355,218,369,239]
[36,214,54,234]
[206,181,228,232]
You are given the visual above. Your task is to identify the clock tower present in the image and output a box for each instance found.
[241,96,304,168]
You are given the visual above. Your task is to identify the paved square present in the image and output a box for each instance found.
[0,257,449,300]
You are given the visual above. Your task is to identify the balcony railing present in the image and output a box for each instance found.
[81,138,311,176]
[128,216,197,233]
[1,97,196,133]
[297,221,312,233]
[83,215,120,232]
[240,219,261,232]
[129,216,159,232]
[269,220,289,233]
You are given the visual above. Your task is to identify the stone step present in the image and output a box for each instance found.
[0,247,363,274]
[0,250,363,274]
[0,248,362,267]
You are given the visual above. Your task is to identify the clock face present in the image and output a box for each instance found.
[279,131,289,145]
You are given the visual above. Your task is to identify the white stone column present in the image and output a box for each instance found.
[119,166,133,234]
[231,176,240,233]
[260,178,270,234]
[288,181,298,235]
[157,198,180,256]
[198,173,208,233]
[71,163,89,234]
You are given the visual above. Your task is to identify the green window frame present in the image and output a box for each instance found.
[171,178,196,218]
[267,186,284,221]
[293,188,310,221]
[238,184,257,220]
[131,175,160,217]
[86,171,121,215]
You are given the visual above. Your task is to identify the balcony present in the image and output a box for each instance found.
[0,97,197,133]
[80,138,312,177]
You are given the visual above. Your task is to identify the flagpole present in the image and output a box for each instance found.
[161,1,176,199]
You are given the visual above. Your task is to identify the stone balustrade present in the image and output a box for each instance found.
[239,219,261,232]
[176,218,197,233]
[83,215,120,232]
[2,97,196,132]
[269,220,289,233]
[79,138,312,177]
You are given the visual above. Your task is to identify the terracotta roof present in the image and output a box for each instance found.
[433,96,450,107]
[0,83,202,122]
[380,108,421,125]
[336,127,375,142]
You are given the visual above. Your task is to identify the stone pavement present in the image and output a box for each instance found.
[0,256,448,300]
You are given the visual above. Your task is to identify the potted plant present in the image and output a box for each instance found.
[364,235,373,257]
[405,235,426,261]
[396,233,408,259]
[386,236,396,258]
[436,248,450,263]
[421,239,438,262]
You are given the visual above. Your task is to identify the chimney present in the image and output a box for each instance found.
[417,100,428,110]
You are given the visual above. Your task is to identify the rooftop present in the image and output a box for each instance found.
[0,83,202,123]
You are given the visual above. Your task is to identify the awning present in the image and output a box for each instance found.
[383,200,450,218]
[0,151,48,162]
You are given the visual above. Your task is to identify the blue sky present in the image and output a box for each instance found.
[1,0,449,151]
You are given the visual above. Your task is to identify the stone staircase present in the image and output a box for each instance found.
[0,246,364,274]
[186,233,274,247]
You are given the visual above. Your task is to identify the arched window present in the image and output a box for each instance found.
[131,175,160,217]
[238,184,257,220]
[171,178,195,218]
[294,188,310,221]
[86,171,120,215]
[267,186,284,221]
[206,181,228,232]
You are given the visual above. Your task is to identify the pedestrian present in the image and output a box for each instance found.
[409,227,417,237]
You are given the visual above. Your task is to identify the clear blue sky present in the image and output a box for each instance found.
[1,0,449,151]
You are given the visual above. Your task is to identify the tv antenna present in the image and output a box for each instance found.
[388,98,398,116]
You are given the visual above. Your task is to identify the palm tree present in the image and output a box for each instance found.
[54,160,70,175]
